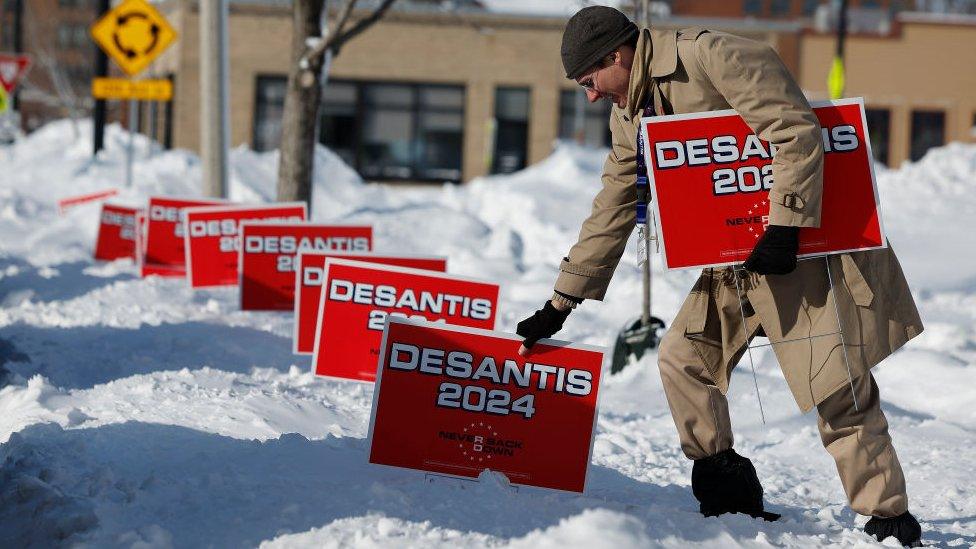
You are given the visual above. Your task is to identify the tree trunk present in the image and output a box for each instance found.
[277,0,327,208]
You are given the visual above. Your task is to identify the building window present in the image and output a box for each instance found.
[253,76,287,152]
[802,0,820,15]
[744,0,764,16]
[910,110,944,162]
[491,87,530,175]
[864,108,890,166]
[57,24,88,48]
[316,81,465,182]
[771,0,791,16]
[320,81,358,168]
[558,89,611,148]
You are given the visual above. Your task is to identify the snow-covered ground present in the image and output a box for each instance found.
[1,119,974,547]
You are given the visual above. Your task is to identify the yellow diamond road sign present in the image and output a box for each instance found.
[0,87,8,114]
[90,0,177,77]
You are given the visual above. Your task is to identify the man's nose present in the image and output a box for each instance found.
[585,89,601,103]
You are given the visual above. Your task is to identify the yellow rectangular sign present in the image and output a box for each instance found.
[92,77,172,101]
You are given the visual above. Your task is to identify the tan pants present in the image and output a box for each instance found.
[657,322,909,518]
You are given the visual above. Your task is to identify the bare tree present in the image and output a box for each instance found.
[276,0,397,207]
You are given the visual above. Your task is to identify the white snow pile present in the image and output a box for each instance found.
[1,119,975,547]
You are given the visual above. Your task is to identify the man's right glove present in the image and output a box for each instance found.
[742,225,800,275]
[516,300,571,350]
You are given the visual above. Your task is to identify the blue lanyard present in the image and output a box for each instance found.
[634,102,656,225]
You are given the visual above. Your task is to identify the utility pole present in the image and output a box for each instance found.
[92,0,109,156]
[200,0,229,198]
[828,0,849,99]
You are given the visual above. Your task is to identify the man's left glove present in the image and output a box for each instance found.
[742,225,800,275]
[516,301,571,350]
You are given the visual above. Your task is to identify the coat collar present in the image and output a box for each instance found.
[626,28,678,118]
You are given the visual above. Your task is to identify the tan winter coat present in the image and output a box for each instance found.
[555,27,923,412]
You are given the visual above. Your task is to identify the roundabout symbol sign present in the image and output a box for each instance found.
[90,0,177,76]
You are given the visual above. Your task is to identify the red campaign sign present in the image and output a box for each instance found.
[184,203,307,288]
[641,97,886,270]
[367,317,605,493]
[312,258,496,381]
[238,222,374,311]
[58,189,119,214]
[143,196,226,278]
[0,54,31,92]
[94,203,141,261]
[293,253,448,355]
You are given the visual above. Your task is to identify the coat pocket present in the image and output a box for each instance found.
[840,254,874,307]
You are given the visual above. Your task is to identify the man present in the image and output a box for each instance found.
[516,6,924,547]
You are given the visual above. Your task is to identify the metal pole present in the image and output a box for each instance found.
[148,100,157,157]
[733,269,766,424]
[92,0,110,156]
[126,99,136,186]
[12,0,23,111]
[200,0,229,198]
[824,256,860,411]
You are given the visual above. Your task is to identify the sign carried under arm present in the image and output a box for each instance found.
[640,97,885,270]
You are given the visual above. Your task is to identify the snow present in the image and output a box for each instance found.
[1,118,975,547]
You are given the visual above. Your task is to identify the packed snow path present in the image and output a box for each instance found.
[1,121,974,547]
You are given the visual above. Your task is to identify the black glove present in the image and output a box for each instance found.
[742,225,800,275]
[516,301,571,350]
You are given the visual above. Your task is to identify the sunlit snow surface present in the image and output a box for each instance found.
[1,120,974,547]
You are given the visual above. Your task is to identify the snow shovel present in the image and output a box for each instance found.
[610,221,665,375]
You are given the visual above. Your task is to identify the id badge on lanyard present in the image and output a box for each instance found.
[635,101,658,266]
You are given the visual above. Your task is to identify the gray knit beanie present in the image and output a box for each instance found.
[561,6,639,80]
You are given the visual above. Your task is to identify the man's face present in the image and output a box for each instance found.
[575,48,633,109]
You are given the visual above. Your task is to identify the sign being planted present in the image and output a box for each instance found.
[94,204,141,261]
[183,203,306,288]
[238,222,373,311]
[142,196,225,278]
[640,97,885,270]
[367,318,605,493]
[311,258,496,381]
[293,253,448,355]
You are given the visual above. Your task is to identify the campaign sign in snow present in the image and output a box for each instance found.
[367,317,604,493]
[640,97,885,270]
[238,222,374,311]
[293,253,448,355]
[143,196,226,277]
[58,188,119,214]
[183,203,307,288]
[94,204,141,261]
[312,258,496,381]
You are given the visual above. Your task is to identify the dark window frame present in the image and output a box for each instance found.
[324,78,467,184]
[909,109,945,162]
[491,85,531,175]
[558,88,612,148]
[864,107,891,166]
[252,74,288,153]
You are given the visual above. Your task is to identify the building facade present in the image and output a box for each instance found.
[5,0,975,181]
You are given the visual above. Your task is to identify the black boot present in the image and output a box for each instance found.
[864,511,923,547]
[691,448,780,521]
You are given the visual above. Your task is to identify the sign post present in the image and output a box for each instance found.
[367,318,605,493]
[89,0,177,186]
[0,53,31,140]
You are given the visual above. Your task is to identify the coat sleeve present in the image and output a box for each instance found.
[553,107,638,301]
[695,32,824,227]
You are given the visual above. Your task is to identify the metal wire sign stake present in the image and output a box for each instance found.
[733,254,860,425]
